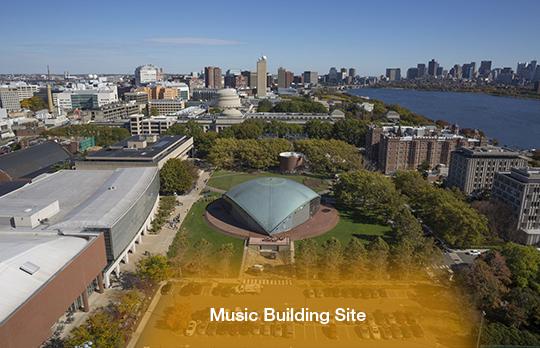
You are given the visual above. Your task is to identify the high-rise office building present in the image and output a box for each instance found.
[303,71,318,85]
[348,68,356,78]
[328,67,338,84]
[428,59,439,76]
[479,61,492,77]
[385,68,401,81]
[277,67,294,88]
[436,66,444,76]
[406,68,419,79]
[204,66,223,89]
[417,63,427,78]
[451,64,463,79]
[256,56,267,97]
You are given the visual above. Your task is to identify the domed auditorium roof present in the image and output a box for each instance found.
[223,177,319,234]
[216,88,242,109]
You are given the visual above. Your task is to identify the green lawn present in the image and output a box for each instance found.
[168,194,244,274]
[312,210,392,246]
[207,170,329,192]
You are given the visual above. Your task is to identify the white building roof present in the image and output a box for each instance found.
[0,233,88,323]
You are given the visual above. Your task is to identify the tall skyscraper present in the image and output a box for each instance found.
[428,59,439,76]
[385,68,401,81]
[204,66,222,89]
[417,63,427,78]
[328,67,338,84]
[406,67,418,79]
[303,71,318,85]
[256,56,267,97]
[277,67,294,88]
[348,68,356,78]
[479,61,492,77]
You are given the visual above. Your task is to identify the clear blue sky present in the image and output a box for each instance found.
[1,0,539,76]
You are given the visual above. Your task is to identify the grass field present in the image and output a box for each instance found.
[207,170,329,192]
[168,194,244,274]
[312,210,392,246]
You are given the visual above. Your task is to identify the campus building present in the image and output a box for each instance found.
[366,125,480,174]
[77,135,193,169]
[222,177,320,235]
[0,167,160,347]
[492,167,540,245]
[447,146,528,195]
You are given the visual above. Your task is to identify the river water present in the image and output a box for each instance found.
[348,88,540,149]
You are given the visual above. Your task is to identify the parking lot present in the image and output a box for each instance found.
[136,279,475,348]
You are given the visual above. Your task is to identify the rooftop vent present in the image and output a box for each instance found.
[108,186,116,190]
[20,261,40,275]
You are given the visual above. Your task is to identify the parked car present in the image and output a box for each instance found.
[206,322,217,336]
[185,320,197,336]
[411,324,425,338]
[273,324,283,337]
[285,323,295,338]
[263,323,272,336]
[401,325,413,339]
[196,321,208,335]
[369,325,381,340]
[315,288,324,298]
[467,249,482,256]
[357,325,370,339]
[390,324,403,339]
[328,322,338,339]
[380,326,392,340]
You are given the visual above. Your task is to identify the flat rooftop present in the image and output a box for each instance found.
[86,135,189,162]
[0,167,158,233]
[0,233,89,323]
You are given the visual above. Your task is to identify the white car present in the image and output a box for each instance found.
[467,249,482,256]
[185,320,197,336]
[370,325,382,340]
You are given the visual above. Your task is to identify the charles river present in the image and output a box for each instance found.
[349,88,540,150]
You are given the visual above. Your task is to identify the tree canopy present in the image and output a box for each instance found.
[159,159,198,195]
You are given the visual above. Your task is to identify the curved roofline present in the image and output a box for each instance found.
[223,177,319,234]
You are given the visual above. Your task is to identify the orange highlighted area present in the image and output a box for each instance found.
[136,277,476,348]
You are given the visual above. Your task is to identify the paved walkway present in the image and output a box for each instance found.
[124,170,211,272]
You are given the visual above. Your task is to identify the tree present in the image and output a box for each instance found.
[295,239,319,279]
[191,239,212,275]
[43,124,130,146]
[117,290,143,320]
[150,107,159,116]
[159,159,198,195]
[463,251,511,310]
[294,139,362,174]
[65,310,123,348]
[499,243,540,289]
[257,99,273,112]
[164,302,192,332]
[333,170,403,223]
[394,170,489,248]
[471,200,516,241]
[136,254,171,286]
[319,238,343,280]
[20,96,47,111]
[304,120,334,139]
[367,237,390,279]
[208,138,239,169]
[217,243,234,277]
[343,238,368,280]
[332,118,369,147]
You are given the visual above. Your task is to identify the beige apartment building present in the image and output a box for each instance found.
[447,146,528,195]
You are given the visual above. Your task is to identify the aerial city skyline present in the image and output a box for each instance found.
[1,1,540,348]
